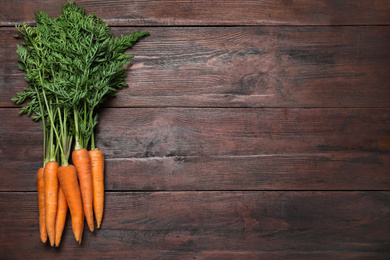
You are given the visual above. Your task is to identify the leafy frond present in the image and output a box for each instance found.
[12,1,149,151]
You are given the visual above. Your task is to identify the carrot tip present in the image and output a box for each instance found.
[87,223,94,232]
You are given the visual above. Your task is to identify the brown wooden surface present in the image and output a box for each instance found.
[2,26,390,108]
[3,152,390,192]
[1,0,389,259]
[3,107,390,157]
[1,107,389,191]
[1,192,390,259]
[1,0,390,26]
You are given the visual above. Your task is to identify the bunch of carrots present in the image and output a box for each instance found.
[12,2,149,246]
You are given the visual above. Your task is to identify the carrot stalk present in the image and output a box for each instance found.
[89,149,104,228]
[44,161,59,247]
[73,148,95,232]
[37,167,47,243]
[55,186,68,247]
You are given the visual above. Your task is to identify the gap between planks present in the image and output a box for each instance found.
[2,23,390,27]
[2,106,390,109]
[2,190,390,193]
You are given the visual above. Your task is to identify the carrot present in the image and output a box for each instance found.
[89,149,104,228]
[37,167,47,243]
[55,186,68,247]
[73,148,94,232]
[57,164,84,244]
[44,161,59,247]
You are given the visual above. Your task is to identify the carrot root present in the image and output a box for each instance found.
[73,148,95,232]
[44,161,59,247]
[57,164,84,244]
[37,167,47,243]
[55,186,68,247]
[89,149,104,229]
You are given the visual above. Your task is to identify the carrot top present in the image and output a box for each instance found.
[12,1,149,158]
[11,0,149,247]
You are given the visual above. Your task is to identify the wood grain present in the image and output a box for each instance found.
[201,252,390,260]
[101,153,390,191]
[1,191,389,259]
[1,107,389,158]
[94,107,390,158]
[1,0,390,26]
[1,107,389,191]
[2,26,390,108]
[1,0,390,259]
[2,153,390,192]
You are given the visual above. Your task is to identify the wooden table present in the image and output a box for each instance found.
[1,1,389,259]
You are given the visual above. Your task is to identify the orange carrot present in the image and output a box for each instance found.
[89,149,104,228]
[37,167,47,243]
[57,164,84,244]
[44,161,59,247]
[72,148,94,232]
[55,186,68,247]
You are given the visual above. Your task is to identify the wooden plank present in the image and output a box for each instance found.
[1,107,389,159]
[1,107,389,191]
[2,153,390,192]
[106,26,390,108]
[201,251,390,260]
[94,107,390,157]
[1,0,390,26]
[103,153,390,191]
[2,26,390,108]
[1,191,389,258]
[119,25,390,108]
